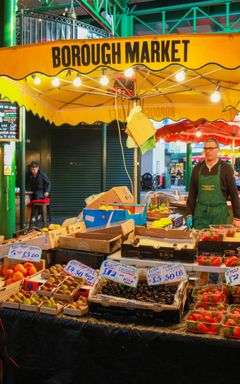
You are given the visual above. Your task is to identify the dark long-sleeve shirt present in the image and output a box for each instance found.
[27,170,51,200]
[186,160,240,219]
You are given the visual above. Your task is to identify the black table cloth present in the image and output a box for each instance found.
[0,308,239,384]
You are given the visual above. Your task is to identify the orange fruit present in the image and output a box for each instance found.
[24,262,34,269]
[27,266,37,276]
[15,264,27,276]
[12,271,24,282]
[5,268,14,277]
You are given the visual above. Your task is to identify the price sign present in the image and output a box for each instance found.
[99,260,139,288]
[147,264,187,286]
[8,244,42,262]
[64,260,97,286]
[225,267,240,286]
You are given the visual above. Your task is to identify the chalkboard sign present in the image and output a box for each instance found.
[0,100,20,141]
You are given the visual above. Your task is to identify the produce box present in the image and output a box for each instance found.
[51,248,106,269]
[198,230,240,253]
[63,296,88,317]
[21,227,68,250]
[222,314,240,338]
[64,222,87,235]
[121,227,196,263]
[39,299,64,315]
[59,221,134,254]
[186,310,223,335]
[0,258,45,303]
[53,276,84,302]
[86,186,133,209]
[88,273,189,324]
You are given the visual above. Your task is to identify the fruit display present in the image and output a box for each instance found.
[53,275,84,301]
[147,202,171,220]
[228,305,240,316]
[98,278,178,305]
[186,310,223,335]
[192,286,227,303]
[223,284,240,295]
[197,254,223,266]
[2,289,39,309]
[222,314,240,338]
[198,230,224,242]
[194,302,228,313]
[40,297,64,315]
[63,296,88,317]
[224,255,240,267]
[38,275,65,296]
[1,262,38,285]
[41,264,66,278]
[209,225,236,238]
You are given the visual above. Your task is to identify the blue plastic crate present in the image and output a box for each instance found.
[83,208,126,228]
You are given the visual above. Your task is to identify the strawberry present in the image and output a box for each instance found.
[226,318,237,326]
[233,326,240,338]
[197,323,209,333]
[223,327,233,337]
[204,315,214,323]
[192,313,203,321]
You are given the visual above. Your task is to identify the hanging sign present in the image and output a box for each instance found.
[225,267,240,286]
[99,260,139,288]
[0,100,20,142]
[147,264,187,286]
[64,260,97,286]
[8,244,42,262]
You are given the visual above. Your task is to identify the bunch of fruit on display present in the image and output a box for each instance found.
[42,264,66,278]
[67,295,88,309]
[5,289,33,304]
[199,230,224,242]
[222,314,240,338]
[99,278,177,305]
[197,254,223,266]
[229,305,240,316]
[192,286,227,303]
[1,262,38,285]
[186,310,224,335]
[39,275,65,295]
[194,302,227,313]
[64,295,89,316]
[224,255,240,267]
[54,276,84,300]
[41,297,63,310]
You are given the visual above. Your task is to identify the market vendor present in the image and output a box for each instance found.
[27,160,51,200]
[186,138,240,229]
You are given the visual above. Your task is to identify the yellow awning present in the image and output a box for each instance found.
[0,34,239,125]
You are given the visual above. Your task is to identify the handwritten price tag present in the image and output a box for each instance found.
[64,260,97,286]
[147,264,187,286]
[8,244,42,262]
[99,260,139,288]
[225,267,240,286]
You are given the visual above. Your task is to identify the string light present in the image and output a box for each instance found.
[100,70,109,86]
[124,68,134,78]
[175,69,186,82]
[73,75,82,87]
[52,77,60,87]
[210,82,221,103]
[32,74,41,85]
[196,130,202,137]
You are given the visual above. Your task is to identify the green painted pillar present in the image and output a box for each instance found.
[0,0,16,238]
[101,123,107,192]
[19,107,26,229]
[186,143,192,192]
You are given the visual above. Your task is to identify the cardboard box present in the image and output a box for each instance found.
[59,220,135,254]
[86,186,133,209]
[21,227,68,250]
[65,222,87,235]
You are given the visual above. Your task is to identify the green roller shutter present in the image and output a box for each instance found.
[106,125,134,193]
[51,127,101,218]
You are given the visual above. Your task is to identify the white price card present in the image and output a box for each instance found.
[99,260,139,288]
[8,244,42,262]
[147,264,187,286]
[225,267,240,286]
[64,260,97,286]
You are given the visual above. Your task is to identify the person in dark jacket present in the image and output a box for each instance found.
[27,160,51,201]
[186,138,240,229]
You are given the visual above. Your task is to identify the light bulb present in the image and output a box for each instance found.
[210,90,221,103]
[124,68,134,78]
[175,70,185,82]
[52,77,60,87]
[33,76,41,85]
[100,75,109,86]
[73,76,81,87]
[196,131,202,137]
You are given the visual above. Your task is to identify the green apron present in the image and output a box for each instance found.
[193,162,229,229]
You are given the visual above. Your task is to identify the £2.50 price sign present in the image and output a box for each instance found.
[8,244,42,262]
[99,260,139,288]
[147,264,187,286]
[225,267,240,286]
[64,260,97,286]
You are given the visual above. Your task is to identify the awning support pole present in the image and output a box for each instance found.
[186,143,192,192]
